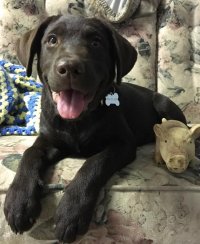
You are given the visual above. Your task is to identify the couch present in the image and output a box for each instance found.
[0,0,200,243]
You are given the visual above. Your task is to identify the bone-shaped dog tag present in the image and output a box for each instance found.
[105,92,120,106]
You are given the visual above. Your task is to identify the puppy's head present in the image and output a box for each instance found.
[16,15,137,120]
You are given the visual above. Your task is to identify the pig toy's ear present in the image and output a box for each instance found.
[161,118,167,123]
[153,124,164,139]
[190,124,200,140]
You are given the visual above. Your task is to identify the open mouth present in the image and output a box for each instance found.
[52,89,93,120]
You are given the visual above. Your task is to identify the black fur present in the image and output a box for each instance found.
[4,15,186,243]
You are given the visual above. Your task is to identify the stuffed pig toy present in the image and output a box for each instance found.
[153,118,200,173]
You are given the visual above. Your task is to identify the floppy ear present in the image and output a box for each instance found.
[16,15,61,76]
[111,28,137,84]
[16,29,38,71]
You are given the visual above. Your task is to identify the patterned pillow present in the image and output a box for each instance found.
[84,0,140,23]
[46,0,140,22]
[46,0,84,16]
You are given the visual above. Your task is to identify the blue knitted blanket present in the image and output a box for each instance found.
[0,60,42,136]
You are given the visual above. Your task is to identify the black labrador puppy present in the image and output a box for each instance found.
[4,15,186,243]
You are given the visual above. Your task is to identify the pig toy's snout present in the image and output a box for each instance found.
[167,155,188,173]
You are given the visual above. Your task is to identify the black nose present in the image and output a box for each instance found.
[56,59,85,77]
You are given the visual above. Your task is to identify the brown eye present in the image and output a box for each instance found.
[91,37,101,47]
[91,41,100,47]
[47,34,58,46]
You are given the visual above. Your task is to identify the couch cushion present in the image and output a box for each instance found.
[0,0,45,63]
[1,135,200,243]
[157,0,200,123]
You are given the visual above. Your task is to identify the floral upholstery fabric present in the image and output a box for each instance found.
[157,0,200,123]
[0,0,45,64]
[1,0,200,243]
[116,0,161,90]
[1,136,200,243]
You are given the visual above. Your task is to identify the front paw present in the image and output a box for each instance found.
[4,179,42,233]
[55,186,96,243]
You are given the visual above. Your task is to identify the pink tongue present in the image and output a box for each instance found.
[56,90,85,119]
